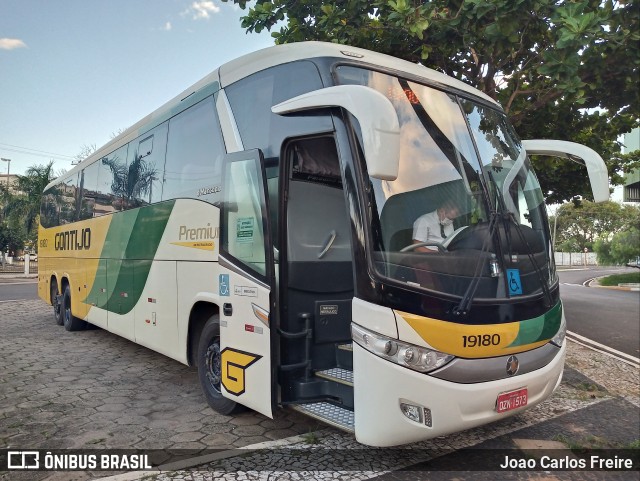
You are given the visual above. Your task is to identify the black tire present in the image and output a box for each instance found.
[197,315,242,415]
[62,285,86,332]
[51,282,63,326]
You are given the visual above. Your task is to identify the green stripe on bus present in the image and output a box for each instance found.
[508,301,562,347]
[86,200,175,314]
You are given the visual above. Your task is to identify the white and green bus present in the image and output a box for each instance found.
[38,41,608,447]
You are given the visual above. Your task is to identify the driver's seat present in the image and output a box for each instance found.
[379,180,468,252]
[388,228,414,252]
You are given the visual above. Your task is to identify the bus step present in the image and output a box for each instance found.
[291,401,354,433]
[336,343,353,370]
[315,367,353,386]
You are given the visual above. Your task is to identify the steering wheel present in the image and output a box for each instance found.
[400,241,446,253]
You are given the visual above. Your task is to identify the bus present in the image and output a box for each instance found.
[38,41,609,447]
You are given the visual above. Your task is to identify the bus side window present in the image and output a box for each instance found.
[126,123,167,208]
[225,61,331,251]
[41,188,61,228]
[97,144,129,214]
[59,174,79,224]
[162,96,224,204]
[78,162,100,220]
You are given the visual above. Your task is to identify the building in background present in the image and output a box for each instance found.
[0,174,19,194]
[623,128,639,203]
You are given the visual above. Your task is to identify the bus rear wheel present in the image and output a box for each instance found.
[197,316,242,415]
[51,282,63,326]
[62,285,86,332]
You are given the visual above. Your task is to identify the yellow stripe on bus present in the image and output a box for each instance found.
[396,310,548,359]
[39,216,113,319]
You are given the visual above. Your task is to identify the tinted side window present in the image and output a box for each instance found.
[98,144,129,214]
[41,186,61,228]
[126,123,167,208]
[162,97,224,204]
[59,174,79,224]
[79,161,101,220]
[225,61,332,248]
[225,61,331,160]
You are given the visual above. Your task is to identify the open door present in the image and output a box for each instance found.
[218,149,275,418]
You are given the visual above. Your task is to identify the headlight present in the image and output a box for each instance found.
[550,308,566,347]
[352,323,454,373]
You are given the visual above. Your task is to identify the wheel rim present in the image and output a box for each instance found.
[204,339,222,394]
[52,289,60,318]
[63,293,71,326]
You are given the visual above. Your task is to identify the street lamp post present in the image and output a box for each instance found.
[1,158,11,189]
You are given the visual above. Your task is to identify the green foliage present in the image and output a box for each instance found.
[222,0,639,203]
[598,271,640,285]
[595,227,640,265]
[551,200,640,252]
[0,220,23,255]
[1,161,56,253]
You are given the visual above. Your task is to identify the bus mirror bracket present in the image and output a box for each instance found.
[522,139,610,203]
[272,85,400,181]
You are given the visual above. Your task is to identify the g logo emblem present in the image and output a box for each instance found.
[220,348,261,396]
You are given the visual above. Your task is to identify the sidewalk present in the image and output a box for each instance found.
[0,273,37,283]
[103,340,640,481]
[1,301,638,481]
[588,277,640,292]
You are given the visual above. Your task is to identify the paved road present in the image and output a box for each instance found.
[0,298,638,480]
[558,267,640,358]
[0,279,38,302]
[0,299,319,481]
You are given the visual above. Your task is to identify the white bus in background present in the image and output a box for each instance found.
[39,42,608,446]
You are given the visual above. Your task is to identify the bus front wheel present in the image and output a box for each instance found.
[197,316,242,415]
[62,285,86,332]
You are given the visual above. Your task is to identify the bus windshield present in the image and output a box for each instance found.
[335,66,556,301]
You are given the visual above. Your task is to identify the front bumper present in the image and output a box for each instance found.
[353,340,566,447]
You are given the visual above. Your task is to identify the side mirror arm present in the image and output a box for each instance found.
[272,85,400,181]
[522,139,609,203]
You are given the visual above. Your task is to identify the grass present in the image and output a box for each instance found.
[599,272,640,286]
[301,430,320,445]
[554,434,640,451]
[628,440,640,449]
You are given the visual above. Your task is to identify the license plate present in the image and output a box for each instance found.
[496,387,528,413]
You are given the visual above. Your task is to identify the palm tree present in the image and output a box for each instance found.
[2,162,56,248]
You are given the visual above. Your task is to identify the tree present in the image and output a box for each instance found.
[223,0,639,203]
[594,227,640,264]
[551,200,640,251]
[74,143,97,165]
[2,162,56,250]
[0,220,22,265]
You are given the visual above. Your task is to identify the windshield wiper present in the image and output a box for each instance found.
[453,183,553,316]
[452,210,501,316]
[504,211,553,308]
[488,172,553,309]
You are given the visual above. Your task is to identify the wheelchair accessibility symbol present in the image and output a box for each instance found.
[219,274,230,297]
[506,269,523,295]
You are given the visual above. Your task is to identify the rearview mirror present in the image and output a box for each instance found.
[522,139,609,203]
[272,85,400,181]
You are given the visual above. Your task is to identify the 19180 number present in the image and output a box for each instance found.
[462,334,501,348]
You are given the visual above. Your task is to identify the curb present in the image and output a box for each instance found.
[585,277,640,291]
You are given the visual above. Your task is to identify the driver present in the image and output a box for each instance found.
[412,198,460,252]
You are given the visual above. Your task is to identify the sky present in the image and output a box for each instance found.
[0,0,275,176]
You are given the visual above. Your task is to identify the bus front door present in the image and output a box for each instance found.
[218,149,275,418]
